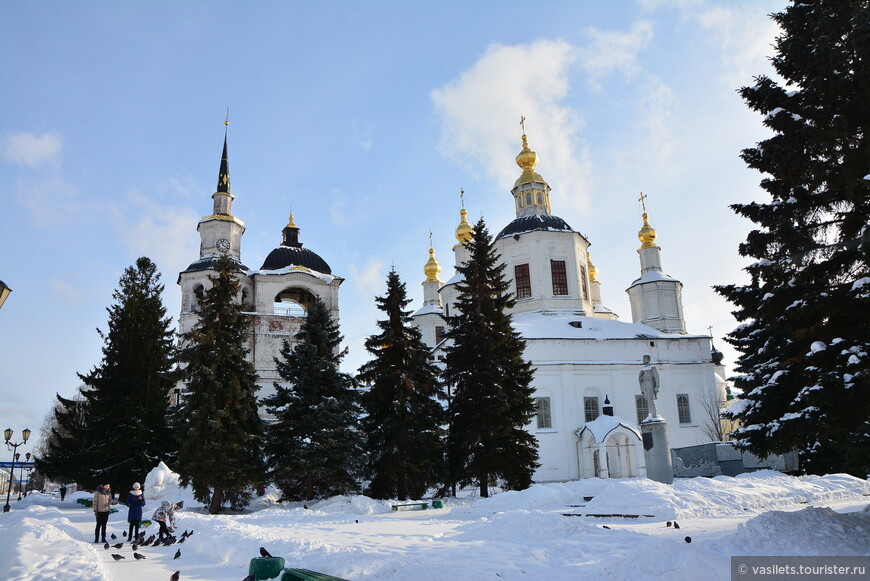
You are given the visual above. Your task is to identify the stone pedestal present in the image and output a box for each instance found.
[641,417,673,484]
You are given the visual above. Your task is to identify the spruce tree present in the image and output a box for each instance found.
[262,296,361,501]
[37,257,176,491]
[443,218,539,497]
[357,269,446,500]
[716,0,870,475]
[176,256,265,513]
[36,391,91,486]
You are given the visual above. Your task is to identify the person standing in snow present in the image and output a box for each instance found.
[92,484,113,543]
[125,482,146,541]
[152,500,179,541]
[59,484,67,501]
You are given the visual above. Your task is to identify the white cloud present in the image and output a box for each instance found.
[432,40,592,214]
[349,257,386,298]
[695,4,781,87]
[50,279,84,304]
[14,175,80,228]
[577,20,654,81]
[119,189,201,281]
[1,131,63,169]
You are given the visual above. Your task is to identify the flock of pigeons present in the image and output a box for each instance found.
[103,528,193,580]
[103,528,277,581]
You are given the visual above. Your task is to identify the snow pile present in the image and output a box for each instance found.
[0,505,109,581]
[584,471,870,519]
[734,505,870,555]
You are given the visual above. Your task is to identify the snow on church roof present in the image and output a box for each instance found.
[627,269,681,288]
[576,414,641,443]
[511,309,698,340]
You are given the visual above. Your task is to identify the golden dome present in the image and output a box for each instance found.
[455,208,474,243]
[424,248,441,282]
[287,211,297,228]
[514,134,546,186]
[638,212,659,249]
[587,252,598,282]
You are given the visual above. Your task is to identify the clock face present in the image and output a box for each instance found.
[216,238,230,252]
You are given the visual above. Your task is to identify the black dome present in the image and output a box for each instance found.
[496,214,575,239]
[260,246,332,274]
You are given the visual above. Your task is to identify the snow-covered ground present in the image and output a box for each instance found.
[1,464,868,581]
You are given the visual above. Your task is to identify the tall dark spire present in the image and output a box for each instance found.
[217,132,230,193]
[217,113,230,193]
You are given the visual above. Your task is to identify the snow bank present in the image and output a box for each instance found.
[733,505,870,555]
[584,471,870,520]
[0,505,109,580]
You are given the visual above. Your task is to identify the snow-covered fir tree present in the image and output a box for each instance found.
[357,269,446,500]
[176,256,265,513]
[262,296,362,501]
[443,218,539,497]
[37,257,176,491]
[717,0,870,475]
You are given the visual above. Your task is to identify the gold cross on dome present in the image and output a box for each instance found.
[460,188,465,208]
[638,192,648,213]
[429,230,433,248]
[520,116,526,134]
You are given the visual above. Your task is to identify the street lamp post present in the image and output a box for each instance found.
[17,452,31,500]
[3,428,31,512]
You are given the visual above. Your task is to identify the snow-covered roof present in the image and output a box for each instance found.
[412,304,444,317]
[575,414,641,443]
[627,270,681,288]
[442,272,464,287]
[511,309,702,340]
[251,264,337,283]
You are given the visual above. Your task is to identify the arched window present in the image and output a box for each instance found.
[273,286,316,317]
[192,284,205,312]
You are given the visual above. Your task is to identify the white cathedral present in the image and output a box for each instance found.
[409,132,726,482]
[178,127,726,482]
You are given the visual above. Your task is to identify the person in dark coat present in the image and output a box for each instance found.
[125,482,146,541]
[59,484,67,501]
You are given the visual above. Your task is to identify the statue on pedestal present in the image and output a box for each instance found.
[639,354,660,420]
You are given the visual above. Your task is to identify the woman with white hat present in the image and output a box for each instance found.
[125,482,146,541]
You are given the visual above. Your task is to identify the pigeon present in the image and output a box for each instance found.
[112,543,123,549]
[666,521,672,527]
[132,543,138,551]
[673,521,680,530]
[123,531,127,537]
[103,542,110,550]
[111,533,117,540]
[259,547,273,558]
[177,536,186,544]
[111,554,125,561]
[170,572,180,581]
[685,536,692,543]
[174,549,181,560]
[602,525,611,529]
[134,552,146,560]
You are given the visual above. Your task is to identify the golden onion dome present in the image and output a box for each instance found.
[638,212,658,248]
[424,247,441,282]
[514,134,546,187]
[586,252,598,282]
[455,208,474,243]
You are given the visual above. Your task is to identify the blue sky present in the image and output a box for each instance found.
[1,0,784,445]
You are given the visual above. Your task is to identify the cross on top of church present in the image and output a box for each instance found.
[460,188,465,208]
[520,116,526,134]
[638,192,648,213]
